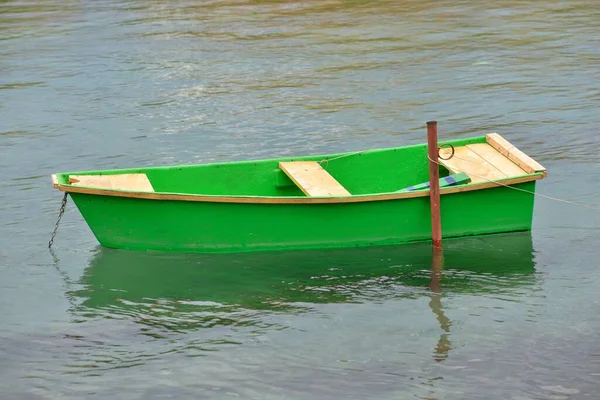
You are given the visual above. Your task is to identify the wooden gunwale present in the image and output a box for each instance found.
[51,173,544,205]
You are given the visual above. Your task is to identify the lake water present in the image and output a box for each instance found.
[1,0,599,398]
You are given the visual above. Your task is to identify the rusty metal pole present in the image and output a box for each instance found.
[427,121,442,249]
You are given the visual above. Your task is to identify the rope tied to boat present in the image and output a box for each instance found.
[317,144,459,168]
[318,150,368,169]
[48,192,68,249]
[428,151,600,212]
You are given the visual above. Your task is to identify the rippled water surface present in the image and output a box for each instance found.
[1,0,600,399]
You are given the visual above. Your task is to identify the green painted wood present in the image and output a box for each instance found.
[55,135,542,253]
[55,136,487,196]
[396,172,471,192]
[68,180,538,253]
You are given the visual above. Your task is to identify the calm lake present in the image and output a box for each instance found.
[1,0,599,398]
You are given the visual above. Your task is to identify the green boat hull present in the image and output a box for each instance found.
[53,135,545,253]
[69,181,536,253]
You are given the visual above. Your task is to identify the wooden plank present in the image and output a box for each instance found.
[278,161,350,197]
[397,172,471,192]
[52,174,545,204]
[466,143,527,178]
[438,146,507,183]
[70,175,112,188]
[486,133,546,176]
[69,173,154,192]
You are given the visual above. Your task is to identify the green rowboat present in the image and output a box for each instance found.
[51,133,546,253]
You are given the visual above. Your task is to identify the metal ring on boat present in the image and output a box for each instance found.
[438,144,455,160]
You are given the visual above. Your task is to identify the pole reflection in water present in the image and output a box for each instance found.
[429,246,452,363]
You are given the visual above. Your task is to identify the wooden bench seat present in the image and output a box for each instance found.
[68,173,154,192]
[279,161,350,197]
[438,134,546,183]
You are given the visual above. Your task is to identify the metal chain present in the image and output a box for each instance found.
[48,193,68,249]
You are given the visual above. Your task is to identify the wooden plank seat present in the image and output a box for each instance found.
[68,173,154,192]
[279,161,350,197]
[438,134,546,183]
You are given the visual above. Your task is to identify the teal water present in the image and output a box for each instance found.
[1,0,600,398]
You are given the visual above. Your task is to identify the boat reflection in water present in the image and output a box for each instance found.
[69,232,537,361]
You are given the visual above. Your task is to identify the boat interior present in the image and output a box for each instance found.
[54,133,545,198]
